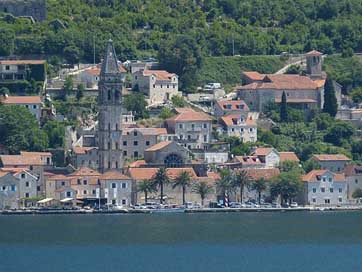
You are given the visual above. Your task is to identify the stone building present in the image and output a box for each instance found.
[217,114,257,143]
[70,147,99,170]
[0,60,46,81]
[97,40,124,173]
[214,100,249,117]
[0,95,42,122]
[311,154,351,173]
[0,0,46,22]
[0,171,19,209]
[342,165,362,202]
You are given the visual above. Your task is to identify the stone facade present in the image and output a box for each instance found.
[312,154,351,173]
[0,172,19,209]
[217,114,257,143]
[0,0,46,22]
[97,40,123,173]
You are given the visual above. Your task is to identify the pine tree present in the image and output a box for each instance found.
[323,77,338,117]
[280,91,288,122]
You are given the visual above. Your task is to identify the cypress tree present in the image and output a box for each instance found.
[280,91,288,122]
[323,77,338,117]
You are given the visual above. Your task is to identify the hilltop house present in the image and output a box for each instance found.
[217,114,257,143]
[0,60,46,82]
[214,100,250,117]
[0,95,42,122]
[311,154,351,172]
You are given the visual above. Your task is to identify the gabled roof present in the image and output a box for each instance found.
[143,70,176,80]
[0,155,42,166]
[72,146,98,155]
[129,167,197,180]
[174,107,194,114]
[20,151,52,157]
[166,110,212,122]
[312,154,351,161]
[70,167,100,177]
[85,65,126,76]
[306,50,323,56]
[122,127,167,136]
[47,174,70,181]
[1,96,41,104]
[234,156,263,165]
[145,141,173,152]
[128,160,147,168]
[215,100,250,112]
[279,152,300,162]
[246,168,280,181]
[0,60,45,65]
[302,170,345,182]
[100,170,131,180]
[219,114,256,127]
[242,71,265,81]
[251,147,276,157]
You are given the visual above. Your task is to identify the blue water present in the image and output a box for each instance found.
[0,212,361,272]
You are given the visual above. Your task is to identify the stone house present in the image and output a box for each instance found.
[0,60,46,81]
[45,174,73,200]
[342,165,362,202]
[80,64,126,89]
[0,171,19,209]
[311,154,351,172]
[250,147,280,169]
[164,108,213,150]
[71,146,99,169]
[99,170,134,206]
[301,170,347,206]
[132,70,179,104]
[217,114,257,143]
[1,168,38,200]
[0,95,42,122]
[214,100,250,117]
[122,127,169,159]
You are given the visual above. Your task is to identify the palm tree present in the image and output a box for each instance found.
[172,171,192,205]
[233,170,251,203]
[251,178,267,204]
[192,182,213,206]
[216,169,234,206]
[151,167,170,204]
[137,180,156,204]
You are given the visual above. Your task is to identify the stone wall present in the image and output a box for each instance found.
[0,0,46,22]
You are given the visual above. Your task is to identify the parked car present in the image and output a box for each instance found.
[290,202,298,208]
[209,201,224,208]
[229,202,242,208]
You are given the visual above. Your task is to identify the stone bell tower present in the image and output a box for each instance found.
[306,50,323,79]
[97,39,123,173]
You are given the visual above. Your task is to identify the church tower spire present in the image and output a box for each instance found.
[97,39,123,173]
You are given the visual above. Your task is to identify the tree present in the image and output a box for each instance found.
[302,159,321,173]
[151,168,170,204]
[64,45,81,66]
[137,180,156,204]
[0,87,10,97]
[251,178,267,204]
[279,161,303,173]
[159,108,174,119]
[76,84,85,101]
[216,169,234,206]
[323,77,338,117]
[123,93,149,120]
[270,172,302,205]
[42,121,65,148]
[192,181,213,206]
[280,91,288,122]
[171,95,186,107]
[63,76,74,99]
[233,170,251,203]
[285,65,301,74]
[172,171,192,205]
[350,88,362,103]
[352,188,362,199]
[324,122,355,146]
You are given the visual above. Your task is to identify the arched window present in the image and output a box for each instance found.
[108,142,111,150]
[115,123,118,130]
[108,161,111,169]
[115,142,119,150]
[108,89,111,100]
[115,161,118,169]
[164,153,183,168]
[115,90,120,101]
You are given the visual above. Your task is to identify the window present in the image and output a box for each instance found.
[179,124,183,129]
[108,161,111,169]
[167,84,169,88]
[115,123,118,130]
[249,128,253,132]
[25,193,30,198]
[203,135,207,142]
[322,177,326,182]
[324,199,330,204]
[108,142,111,150]
[123,151,127,156]
[339,188,342,193]
[153,84,155,88]
[115,142,119,150]
[83,180,87,185]
[192,124,195,130]
[92,190,96,195]
[11,185,16,192]
[21,173,25,179]
[77,179,81,185]
[112,199,116,205]
[108,90,111,100]
[122,183,127,189]
[116,161,118,169]
[173,84,175,88]
[1,186,6,191]
[355,179,359,184]
[160,84,163,88]
[312,188,316,193]
[29,166,33,170]
[339,197,343,203]
[321,188,325,193]
[187,135,191,140]
[123,141,127,146]
[312,198,316,203]
[134,151,139,157]
[112,183,117,189]
[122,199,127,205]
[330,188,334,193]
[146,141,150,146]
[5,65,10,70]
[83,190,87,195]
[33,105,37,109]
[134,131,138,136]
[25,182,30,187]
[134,141,138,146]
[203,123,207,129]
[329,178,332,182]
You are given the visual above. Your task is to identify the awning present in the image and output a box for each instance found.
[37,198,54,204]
[60,198,73,203]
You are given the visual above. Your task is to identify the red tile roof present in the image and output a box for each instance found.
[128,160,147,168]
[122,127,167,136]
[306,50,323,56]
[252,147,275,156]
[145,141,172,152]
[302,170,345,183]
[0,60,45,65]
[216,100,250,112]
[70,167,100,177]
[0,155,43,166]
[220,114,256,127]
[1,96,41,104]
[47,174,70,181]
[246,168,280,181]
[242,71,265,81]
[85,65,126,75]
[100,170,131,180]
[20,151,52,157]
[129,167,197,180]
[312,154,351,161]
[143,70,176,81]
[234,156,263,165]
[166,110,212,122]
[279,152,300,162]
[174,107,194,114]
[72,146,97,155]
[342,165,362,176]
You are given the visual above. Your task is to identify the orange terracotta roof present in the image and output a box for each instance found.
[234,156,263,165]
[166,110,212,122]
[1,96,41,104]
[143,70,176,81]
[20,151,52,157]
[72,146,97,155]
[275,98,317,103]
[122,127,167,136]
[174,107,194,113]
[0,167,29,173]
[220,114,256,127]
[85,65,126,75]
[306,50,323,56]
[312,154,351,161]
[128,160,147,168]
[252,148,275,156]
[70,167,100,177]
[279,152,300,162]
[342,165,362,176]
[313,79,326,88]
[145,141,172,152]
[302,170,346,183]
[246,168,280,181]
[242,71,265,81]
[0,155,42,166]
[129,167,197,180]
[47,174,70,181]
[100,170,131,180]
[0,60,45,65]
[216,100,250,112]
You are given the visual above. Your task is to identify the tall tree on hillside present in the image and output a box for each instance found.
[172,171,192,205]
[280,91,288,122]
[323,77,338,117]
[151,168,170,204]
